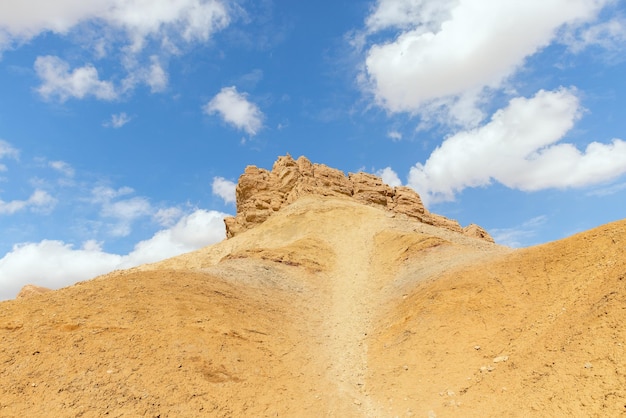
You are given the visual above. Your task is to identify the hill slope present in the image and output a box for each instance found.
[1,183,625,416]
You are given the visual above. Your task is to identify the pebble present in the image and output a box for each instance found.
[584,362,593,369]
[493,355,509,363]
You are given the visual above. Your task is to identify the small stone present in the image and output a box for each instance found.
[493,355,509,363]
[584,362,593,369]
[474,345,481,350]
[353,399,361,406]
[447,390,455,397]
[403,365,409,371]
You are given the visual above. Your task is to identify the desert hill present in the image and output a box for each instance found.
[1,156,625,417]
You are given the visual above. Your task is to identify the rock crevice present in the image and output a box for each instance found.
[225,155,494,242]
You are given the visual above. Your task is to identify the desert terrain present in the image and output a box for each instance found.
[1,156,624,417]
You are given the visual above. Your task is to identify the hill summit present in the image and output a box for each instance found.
[1,156,625,417]
[225,154,493,242]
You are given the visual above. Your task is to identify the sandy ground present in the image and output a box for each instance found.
[1,196,624,417]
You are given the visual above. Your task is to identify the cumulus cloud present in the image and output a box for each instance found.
[365,0,458,33]
[361,0,610,126]
[0,189,57,215]
[212,176,237,204]
[407,88,626,205]
[375,167,402,187]
[0,0,231,53]
[204,86,264,136]
[3,1,231,100]
[35,55,117,102]
[0,209,228,300]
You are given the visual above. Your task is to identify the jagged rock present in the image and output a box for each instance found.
[464,224,496,243]
[350,172,393,206]
[224,155,494,243]
[430,213,463,234]
[389,186,431,223]
[16,284,52,299]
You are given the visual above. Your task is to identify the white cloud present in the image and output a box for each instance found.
[204,86,264,136]
[101,196,152,237]
[153,207,184,226]
[365,0,458,33]
[0,139,19,160]
[104,112,132,128]
[0,189,57,215]
[361,0,610,126]
[564,17,626,53]
[35,55,117,102]
[0,209,227,300]
[490,215,548,248]
[90,185,134,203]
[375,167,402,187]
[212,176,237,204]
[49,160,75,177]
[387,130,402,141]
[4,1,231,100]
[407,88,626,205]
[89,186,151,237]
[586,182,626,197]
[0,0,231,53]
[121,209,226,267]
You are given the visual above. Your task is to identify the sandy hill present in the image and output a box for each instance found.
[1,156,625,417]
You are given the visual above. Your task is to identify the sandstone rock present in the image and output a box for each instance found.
[224,155,494,242]
[429,213,463,234]
[350,172,394,207]
[389,186,431,223]
[464,224,495,243]
[16,284,52,299]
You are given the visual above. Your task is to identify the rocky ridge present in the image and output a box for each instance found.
[225,155,494,242]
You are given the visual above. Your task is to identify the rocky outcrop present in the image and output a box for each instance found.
[224,155,494,242]
[463,224,496,243]
[16,284,52,299]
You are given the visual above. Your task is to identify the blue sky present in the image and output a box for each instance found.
[1,0,626,299]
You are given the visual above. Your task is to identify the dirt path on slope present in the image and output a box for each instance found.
[321,218,385,417]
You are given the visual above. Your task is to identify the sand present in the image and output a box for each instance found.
[1,196,624,417]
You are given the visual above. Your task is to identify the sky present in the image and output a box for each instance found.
[1,0,625,300]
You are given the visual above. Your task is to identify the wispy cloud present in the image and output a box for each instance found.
[104,112,132,128]
[586,182,626,197]
[0,139,19,160]
[48,160,74,177]
[0,189,56,215]
[490,215,548,248]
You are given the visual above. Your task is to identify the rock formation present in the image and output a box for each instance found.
[224,155,494,242]
[16,284,52,299]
